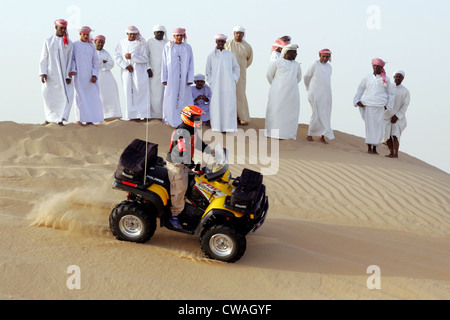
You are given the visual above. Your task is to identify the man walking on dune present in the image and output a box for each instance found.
[304,48,334,144]
[39,19,75,125]
[353,58,394,154]
[384,70,410,158]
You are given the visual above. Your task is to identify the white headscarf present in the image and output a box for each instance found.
[233,26,246,33]
[153,25,167,39]
[153,25,166,32]
[393,69,405,77]
[232,26,246,40]
[281,44,298,59]
[194,74,206,81]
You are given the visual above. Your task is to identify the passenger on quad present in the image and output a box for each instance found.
[166,105,214,229]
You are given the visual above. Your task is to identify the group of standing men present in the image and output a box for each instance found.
[264,38,335,143]
[39,19,410,158]
[39,20,120,126]
[39,20,253,133]
[264,36,410,158]
[353,59,410,158]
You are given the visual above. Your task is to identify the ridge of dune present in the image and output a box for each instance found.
[0,119,448,300]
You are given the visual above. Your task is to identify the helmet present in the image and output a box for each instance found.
[181,105,204,127]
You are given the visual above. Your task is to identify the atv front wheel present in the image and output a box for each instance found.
[200,225,246,263]
[110,200,156,243]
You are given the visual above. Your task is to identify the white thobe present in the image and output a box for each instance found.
[225,40,253,123]
[304,60,334,140]
[353,74,395,146]
[72,41,104,123]
[191,85,212,122]
[96,49,122,119]
[265,58,302,140]
[384,84,410,142]
[161,42,195,127]
[147,37,169,119]
[39,35,74,122]
[115,39,150,119]
[206,49,240,133]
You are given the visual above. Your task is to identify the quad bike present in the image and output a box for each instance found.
[109,139,269,263]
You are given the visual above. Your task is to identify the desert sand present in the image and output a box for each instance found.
[0,118,448,300]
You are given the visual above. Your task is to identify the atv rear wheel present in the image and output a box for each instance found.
[110,200,156,243]
[200,225,246,263]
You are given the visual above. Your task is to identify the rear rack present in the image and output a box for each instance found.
[224,185,266,216]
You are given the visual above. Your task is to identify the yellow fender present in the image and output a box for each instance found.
[147,184,169,206]
[204,196,245,218]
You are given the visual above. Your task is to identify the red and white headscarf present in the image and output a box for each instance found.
[126,26,143,41]
[372,58,387,85]
[94,35,106,42]
[215,34,228,40]
[54,19,69,47]
[79,26,93,43]
[79,26,92,33]
[271,38,289,53]
[170,28,187,46]
[319,48,332,62]
[173,28,187,40]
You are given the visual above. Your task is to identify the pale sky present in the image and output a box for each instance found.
[1,0,449,173]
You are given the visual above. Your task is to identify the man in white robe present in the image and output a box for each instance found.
[161,28,195,128]
[354,58,395,154]
[39,19,74,125]
[304,48,334,144]
[265,44,302,140]
[206,34,240,133]
[94,35,122,121]
[225,26,253,125]
[71,26,104,125]
[384,70,410,158]
[147,25,169,119]
[191,74,212,125]
[115,26,150,121]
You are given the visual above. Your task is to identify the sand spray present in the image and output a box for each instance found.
[27,182,119,237]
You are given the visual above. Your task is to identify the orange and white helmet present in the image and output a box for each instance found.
[181,105,204,127]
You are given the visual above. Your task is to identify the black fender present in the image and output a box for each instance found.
[112,179,166,216]
[194,208,238,236]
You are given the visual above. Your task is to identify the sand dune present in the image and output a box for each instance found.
[0,119,449,300]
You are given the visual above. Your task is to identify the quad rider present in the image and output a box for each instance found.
[166,105,214,229]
